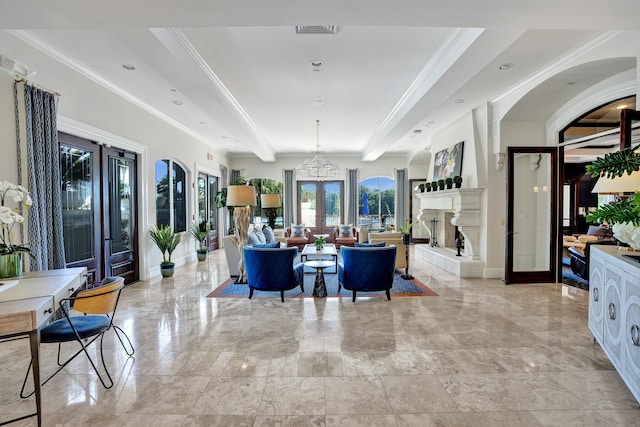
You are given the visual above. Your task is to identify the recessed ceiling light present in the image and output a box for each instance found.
[567,81,576,85]
[172,100,183,105]
[122,64,135,71]
[309,60,323,68]
[170,88,177,92]
[427,121,435,125]
[455,99,464,104]
[310,100,324,106]
[498,63,513,70]
[199,121,207,125]
[413,129,422,134]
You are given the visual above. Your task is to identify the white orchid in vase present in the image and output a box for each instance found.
[0,181,32,255]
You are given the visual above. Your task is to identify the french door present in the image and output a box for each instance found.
[297,181,344,235]
[505,147,558,284]
[59,133,139,285]
[197,172,219,251]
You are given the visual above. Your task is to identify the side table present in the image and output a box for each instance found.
[304,260,335,297]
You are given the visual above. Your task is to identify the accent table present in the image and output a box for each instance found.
[304,260,335,298]
[401,243,414,280]
[0,268,87,427]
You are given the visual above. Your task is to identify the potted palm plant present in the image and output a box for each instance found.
[189,221,210,261]
[314,235,326,251]
[149,224,181,277]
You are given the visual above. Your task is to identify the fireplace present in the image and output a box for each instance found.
[416,188,484,277]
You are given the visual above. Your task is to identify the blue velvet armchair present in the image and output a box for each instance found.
[338,245,397,302]
[243,246,304,302]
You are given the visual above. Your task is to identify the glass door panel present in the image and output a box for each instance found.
[297,181,344,235]
[506,147,557,284]
[60,139,101,285]
[104,148,138,284]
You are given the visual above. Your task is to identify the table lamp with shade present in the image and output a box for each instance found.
[260,193,280,230]
[591,170,640,194]
[226,184,257,283]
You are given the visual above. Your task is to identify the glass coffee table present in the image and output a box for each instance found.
[300,244,338,273]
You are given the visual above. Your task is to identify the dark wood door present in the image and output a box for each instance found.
[297,181,344,236]
[59,134,102,286]
[505,147,558,284]
[103,148,139,284]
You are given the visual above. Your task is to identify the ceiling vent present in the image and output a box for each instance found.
[0,54,29,77]
[294,25,339,35]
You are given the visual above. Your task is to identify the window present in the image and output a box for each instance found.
[359,176,395,228]
[155,159,187,232]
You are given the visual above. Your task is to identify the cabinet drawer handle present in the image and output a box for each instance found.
[632,325,640,347]
[43,308,52,315]
[593,288,599,302]
[608,302,616,320]
[68,287,75,292]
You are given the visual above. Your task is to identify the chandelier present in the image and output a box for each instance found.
[296,120,340,178]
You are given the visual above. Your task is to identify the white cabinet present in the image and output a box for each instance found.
[589,246,640,403]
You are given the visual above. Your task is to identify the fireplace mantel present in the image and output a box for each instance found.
[416,188,483,260]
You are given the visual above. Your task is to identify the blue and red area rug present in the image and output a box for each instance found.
[207,271,437,299]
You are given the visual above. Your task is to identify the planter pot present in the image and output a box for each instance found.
[402,234,410,245]
[425,186,431,192]
[197,249,208,261]
[455,182,462,188]
[446,183,453,189]
[315,245,323,251]
[0,253,22,278]
[160,262,175,278]
[438,183,445,191]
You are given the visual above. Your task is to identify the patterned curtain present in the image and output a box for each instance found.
[15,83,66,270]
[395,169,407,228]
[347,169,358,225]
[283,169,294,227]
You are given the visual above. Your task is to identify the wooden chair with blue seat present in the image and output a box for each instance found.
[20,276,134,397]
[338,245,397,302]
[243,246,305,302]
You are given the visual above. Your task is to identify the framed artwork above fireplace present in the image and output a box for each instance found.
[433,141,464,181]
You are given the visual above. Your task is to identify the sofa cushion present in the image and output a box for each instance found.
[587,225,614,240]
[578,235,598,244]
[262,226,275,243]
[254,227,266,244]
[247,231,261,246]
[355,242,385,247]
[253,242,280,248]
[563,235,577,242]
[291,223,305,237]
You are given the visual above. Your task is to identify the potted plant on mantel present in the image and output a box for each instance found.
[586,145,640,248]
[189,221,210,261]
[453,175,463,188]
[149,224,181,277]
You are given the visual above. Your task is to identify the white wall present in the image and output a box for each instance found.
[0,55,229,280]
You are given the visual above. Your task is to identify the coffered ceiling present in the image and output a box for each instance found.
[0,0,637,162]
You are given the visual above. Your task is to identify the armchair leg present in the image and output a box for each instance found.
[249,288,254,299]
[385,289,391,300]
[280,291,285,303]
[352,291,356,302]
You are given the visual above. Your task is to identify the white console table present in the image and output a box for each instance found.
[589,246,640,403]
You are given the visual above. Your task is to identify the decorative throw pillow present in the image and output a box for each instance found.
[252,242,280,248]
[339,224,353,238]
[291,223,305,237]
[254,227,266,245]
[355,242,385,247]
[262,225,275,243]
[247,231,260,246]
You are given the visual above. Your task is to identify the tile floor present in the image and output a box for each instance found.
[2,244,639,426]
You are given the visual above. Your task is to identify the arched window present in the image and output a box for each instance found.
[155,159,187,232]
[359,176,395,229]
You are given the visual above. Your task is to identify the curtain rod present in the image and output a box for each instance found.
[13,74,61,97]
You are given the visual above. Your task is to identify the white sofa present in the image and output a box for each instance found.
[223,235,241,278]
